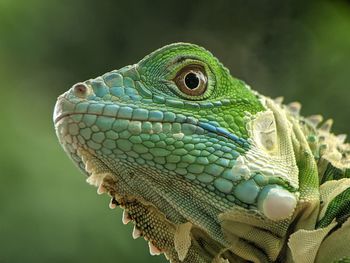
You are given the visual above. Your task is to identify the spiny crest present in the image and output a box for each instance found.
[274,97,350,180]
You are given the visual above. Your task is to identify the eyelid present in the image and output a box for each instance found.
[165,58,207,78]
[174,64,206,79]
[173,56,205,64]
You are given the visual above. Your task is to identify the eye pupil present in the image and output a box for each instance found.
[184,72,199,89]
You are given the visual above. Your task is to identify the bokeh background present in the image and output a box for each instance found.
[0,0,349,262]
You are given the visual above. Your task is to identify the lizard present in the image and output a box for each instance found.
[53,43,350,263]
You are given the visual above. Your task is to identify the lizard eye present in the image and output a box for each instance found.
[174,65,207,96]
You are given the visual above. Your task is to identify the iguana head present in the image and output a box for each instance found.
[54,43,303,262]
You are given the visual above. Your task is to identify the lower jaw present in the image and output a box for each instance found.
[75,147,177,259]
[75,147,228,262]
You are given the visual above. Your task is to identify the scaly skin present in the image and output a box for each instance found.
[54,43,350,263]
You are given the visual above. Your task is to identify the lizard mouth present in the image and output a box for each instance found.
[55,111,246,149]
[54,112,74,124]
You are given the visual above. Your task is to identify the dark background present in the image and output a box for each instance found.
[0,0,349,262]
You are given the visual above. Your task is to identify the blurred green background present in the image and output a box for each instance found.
[0,0,349,262]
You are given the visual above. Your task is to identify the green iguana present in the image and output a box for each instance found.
[53,43,350,263]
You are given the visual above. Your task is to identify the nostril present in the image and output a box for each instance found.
[73,83,88,98]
